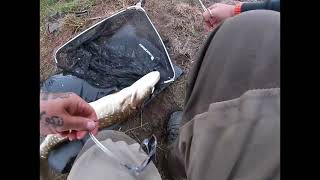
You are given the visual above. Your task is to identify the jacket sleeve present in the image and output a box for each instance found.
[241,0,280,12]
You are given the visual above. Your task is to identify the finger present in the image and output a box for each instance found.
[208,3,218,10]
[209,17,217,25]
[64,116,97,132]
[64,94,97,119]
[204,21,212,32]
[68,133,77,141]
[59,131,69,137]
[59,130,76,140]
[91,122,99,135]
[75,123,98,140]
[59,129,76,136]
[76,131,87,140]
[77,120,99,138]
[203,10,212,22]
[205,20,211,27]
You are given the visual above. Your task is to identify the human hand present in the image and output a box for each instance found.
[203,3,240,31]
[40,92,98,141]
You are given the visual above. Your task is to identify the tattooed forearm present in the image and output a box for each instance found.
[45,116,64,127]
[40,111,64,127]
[40,92,72,101]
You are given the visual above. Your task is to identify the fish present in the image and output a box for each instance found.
[40,71,160,159]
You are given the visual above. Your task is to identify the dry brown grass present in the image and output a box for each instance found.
[167,3,204,54]
[62,14,91,33]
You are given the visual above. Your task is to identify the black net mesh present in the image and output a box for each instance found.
[42,7,182,103]
[56,8,174,90]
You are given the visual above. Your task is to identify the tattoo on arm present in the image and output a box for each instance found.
[40,111,64,127]
[45,116,64,127]
[40,92,72,101]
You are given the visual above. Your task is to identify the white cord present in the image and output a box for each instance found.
[89,132,117,159]
[197,0,207,12]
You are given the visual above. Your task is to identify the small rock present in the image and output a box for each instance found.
[47,11,66,22]
[47,22,62,34]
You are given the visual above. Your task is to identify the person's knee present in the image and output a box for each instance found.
[226,10,280,29]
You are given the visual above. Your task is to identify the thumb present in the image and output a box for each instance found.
[203,10,211,22]
[66,116,97,131]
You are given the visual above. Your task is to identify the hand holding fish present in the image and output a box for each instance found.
[40,71,160,159]
[40,92,99,141]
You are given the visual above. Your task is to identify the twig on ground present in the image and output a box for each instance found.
[124,122,149,133]
[140,110,143,128]
[157,146,167,152]
[182,36,190,54]
[75,10,88,17]
[130,131,141,143]
[88,16,102,20]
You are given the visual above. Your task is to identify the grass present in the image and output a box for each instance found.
[40,0,95,36]
[40,0,95,14]
[49,0,95,13]
[40,0,97,82]
[63,14,90,33]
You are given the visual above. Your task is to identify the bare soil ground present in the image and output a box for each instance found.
[40,0,253,179]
